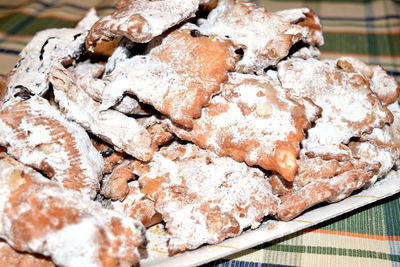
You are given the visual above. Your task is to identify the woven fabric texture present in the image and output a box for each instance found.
[0,1,399,266]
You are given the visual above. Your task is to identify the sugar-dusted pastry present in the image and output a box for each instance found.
[291,155,355,188]
[278,57,393,160]
[0,95,103,199]
[349,124,400,183]
[107,180,162,228]
[5,10,99,100]
[169,72,320,181]
[0,74,7,107]
[290,45,321,60]
[68,60,152,115]
[100,160,136,201]
[0,153,146,267]
[91,137,126,174]
[273,8,323,46]
[276,161,378,221]
[137,115,174,151]
[136,142,278,253]
[50,64,154,162]
[199,0,323,72]
[268,153,366,196]
[0,240,54,267]
[85,0,201,50]
[388,102,400,159]
[336,57,400,106]
[101,23,240,128]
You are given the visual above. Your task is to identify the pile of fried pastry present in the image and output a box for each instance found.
[0,0,399,266]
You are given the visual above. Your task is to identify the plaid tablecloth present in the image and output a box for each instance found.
[0,1,399,266]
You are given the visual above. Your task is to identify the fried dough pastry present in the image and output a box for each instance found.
[101,24,240,128]
[388,103,400,165]
[0,154,146,267]
[349,125,400,183]
[293,155,355,188]
[290,45,321,60]
[199,0,323,72]
[5,10,99,100]
[0,95,103,199]
[0,74,7,107]
[269,155,363,196]
[278,58,393,160]
[0,240,54,267]
[336,57,400,106]
[276,165,377,221]
[68,60,152,115]
[274,8,323,46]
[136,142,278,254]
[85,0,200,50]
[100,160,137,201]
[50,65,154,162]
[107,180,162,228]
[91,137,126,174]
[169,72,320,181]
[137,115,174,151]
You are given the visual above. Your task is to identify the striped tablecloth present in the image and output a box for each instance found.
[0,1,399,266]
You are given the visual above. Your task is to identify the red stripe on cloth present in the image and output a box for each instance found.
[302,228,400,241]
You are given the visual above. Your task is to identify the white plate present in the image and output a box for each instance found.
[140,170,400,267]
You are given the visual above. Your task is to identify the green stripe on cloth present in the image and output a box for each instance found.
[321,32,400,56]
[0,14,76,35]
[322,21,400,29]
[384,197,400,237]
[259,244,400,262]
[312,194,399,236]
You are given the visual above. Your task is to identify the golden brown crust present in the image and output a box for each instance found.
[102,24,241,128]
[136,142,278,253]
[50,64,154,161]
[100,160,137,201]
[85,0,201,50]
[0,96,103,199]
[0,240,54,267]
[278,57,393,161]
[199,1,324,72]
[91,137,125,173]
[336,57,400,106]
[169,72,320,181]
[294,156,354,187]
[108,180,162,228]
[0,74,7,106]
[0,154,145,267]
[276,167,377,221]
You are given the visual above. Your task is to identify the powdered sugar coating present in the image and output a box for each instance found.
[6,10,98,100]
[137,142,278,253]
[278,57,393,160]
[0,240,54,267]
[100,159,136,201]
[199,0,323,73]
[107,180,161,228]
[336,57,400,106]
[86,0,200,49]
[0,154,146,267]
[68,60,152,115]
[0,95,103,199]
[169,72,319,181]
[50,65,154,162]
[388,102,400,167]
[276,165,376,221]
[349,125,400,184]
[101,23,239,128]
[273,8,324,46]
